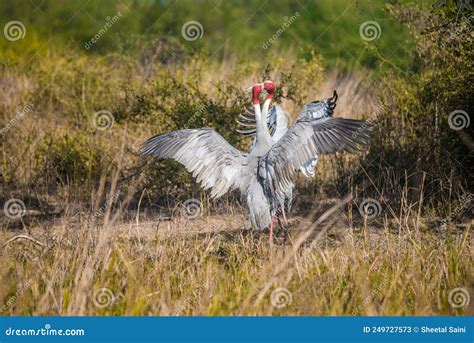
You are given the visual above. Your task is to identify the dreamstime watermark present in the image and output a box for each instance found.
[84,12,123,50]
[181,198,202,219]
[448,287,470,308]
[0,279,33,313]
[181,21,204,41]
[448,110,470,130]
[352,277,389,315]
[436,0,473,49]
[262,12,300,50]
[440,193,472,227]
[3,20,26,41]
[434,0,473,11]
[95,191,121,218]
[270,287,292,308]
[359,21,381,41]
[352,104,385,139]
[92,110,114,130]
[440,14,473,49]
[92,287,115,308]
[5,324,85,337]
[0,102,33,136]
[87,191,121,226]
[183,103,209,129]
[172,284,204,315]
[3,198,26,219]
[358,198,382,220]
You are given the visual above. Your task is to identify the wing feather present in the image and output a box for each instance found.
[141,128,246,198]
[260,116,371,201]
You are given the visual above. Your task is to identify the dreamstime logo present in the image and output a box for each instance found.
[4,199,26,219]
[94,191,121,218]
[448,287,470,308]
[87,191,122,226]
[181,198,202,219]
[270,287,292,308]
[358,198,382,219]
[440,193,472,227]
[84,12,122,50]
[262,11,300,50]
[439,13,472,49]
[4,323,85,336]
[92,287,115,308]
[3,21,26,41]
[183,103,209,129]
[0,279,32,313]
[352,277,389,315]
[359,21,381,41]
[93,110,114,131]
[448,110,470,130]
[172,285,204,316]
[181,21,204,41]
[352,104,385,139]
[0,102,33,136]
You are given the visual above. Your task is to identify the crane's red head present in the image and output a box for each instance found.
[263,80,275,99]
[252,83,263,105]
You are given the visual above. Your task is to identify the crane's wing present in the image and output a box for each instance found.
[235,105,278,137]
[140,128,247,199]
[295,90,338,177]
[259,116,370,201]
[271,105,290,142]
[298,90,338,120]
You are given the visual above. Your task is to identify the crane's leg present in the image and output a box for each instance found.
[269,217,274,244]
[278,206,290,243]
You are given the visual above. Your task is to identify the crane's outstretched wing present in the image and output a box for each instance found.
[297,90,338,120]
[259,116,370,202]
[140,128,247,198]
[295,91,338,177]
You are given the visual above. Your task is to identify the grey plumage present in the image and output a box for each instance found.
[141,129,247,199]
[259,116,370,208]
[141,90,371,231]
[236,91,340,178]
[296,90,338,177]
[297,90,338,120]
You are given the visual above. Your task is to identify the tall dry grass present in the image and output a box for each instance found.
[0,187,472,315]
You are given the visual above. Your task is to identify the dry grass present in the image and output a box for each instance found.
[0,194,472,316]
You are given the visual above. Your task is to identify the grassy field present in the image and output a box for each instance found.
[1,199,472,316]
[1,1,473,316]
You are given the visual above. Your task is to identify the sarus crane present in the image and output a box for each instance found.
[140,82,371,242]
[236,82,341,228]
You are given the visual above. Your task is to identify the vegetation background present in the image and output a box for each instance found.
[0,0,472,316]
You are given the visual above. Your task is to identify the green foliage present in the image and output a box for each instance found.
[36,131,110,190]
[0,0,414,71]
[360,2,473,211]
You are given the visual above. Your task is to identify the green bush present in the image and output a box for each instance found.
[359,2,473,213]
[36,131,111,192]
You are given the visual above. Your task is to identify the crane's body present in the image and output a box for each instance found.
[141,82,371,241]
